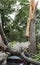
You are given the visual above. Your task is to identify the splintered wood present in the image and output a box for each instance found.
[26,0,37,37]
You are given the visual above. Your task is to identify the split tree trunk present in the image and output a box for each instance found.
[26,0,38,54]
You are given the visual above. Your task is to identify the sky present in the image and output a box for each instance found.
[37,0,40,9]
[29,0,40,9]
[35,0,40,9]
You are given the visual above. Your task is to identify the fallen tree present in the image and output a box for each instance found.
[0,14,40,65]
[0,0,40,65]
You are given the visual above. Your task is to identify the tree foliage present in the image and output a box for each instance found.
[36,10,40,43]
[0,0,29,42]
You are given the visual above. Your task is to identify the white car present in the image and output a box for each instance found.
[7,56,25,65]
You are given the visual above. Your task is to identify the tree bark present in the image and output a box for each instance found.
[29,19,37,53]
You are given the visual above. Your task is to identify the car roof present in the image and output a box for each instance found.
[8,56,21,59]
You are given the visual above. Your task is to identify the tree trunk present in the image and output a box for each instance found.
[29,19,37,53]
[26,0,38,54]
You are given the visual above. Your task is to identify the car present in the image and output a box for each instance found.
[6,56,25,65]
